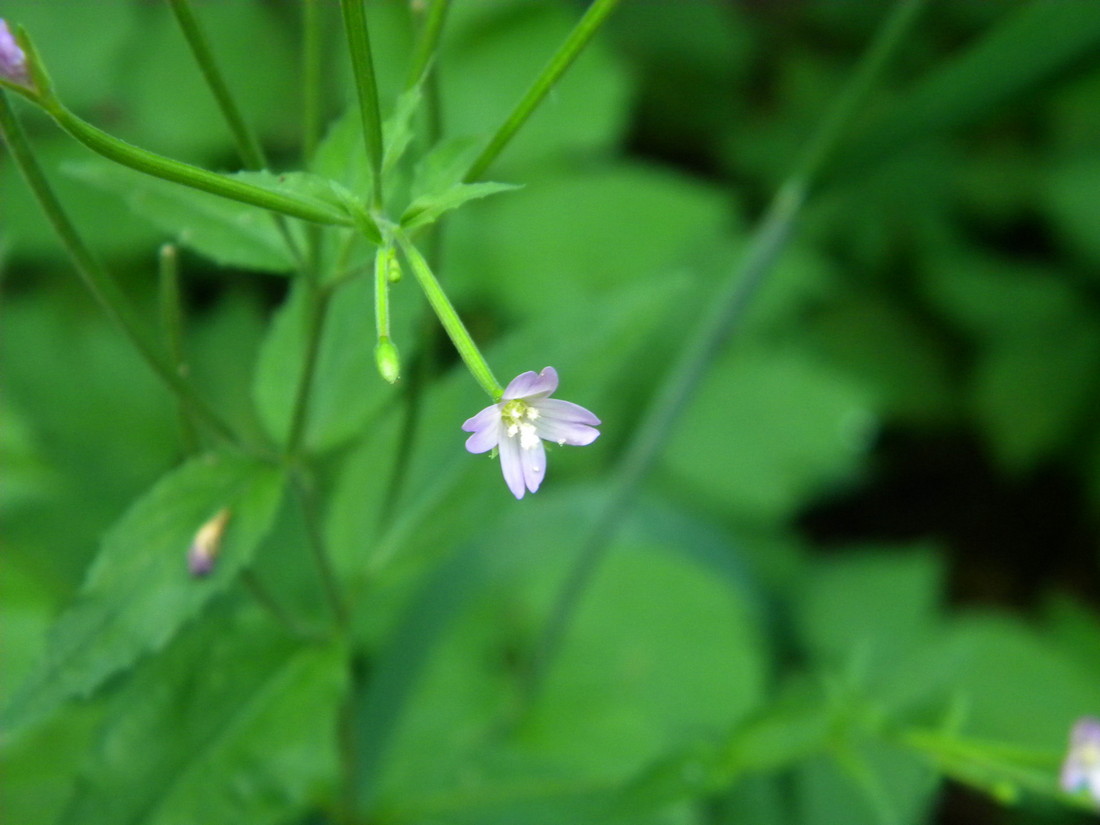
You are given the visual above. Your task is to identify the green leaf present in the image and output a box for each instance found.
[797,547,944,685]
[351,493,765,820]
[441,1,632,173]
[1045,158,1100,274]
[383,82,424,175]
[0,453,285,737]
[65,161,298,273]
[663,342,876,522]
[61,608,347,825]
[836,1,1100,179]
[400,181,521,230]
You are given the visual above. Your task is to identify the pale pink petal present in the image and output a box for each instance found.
[534,417,599,447]
[521,439,546,494]
[535,398,601,427]
[497,433,527,499]
[465,424,500,454]
[503,366,558,400]
[462,403,500,433]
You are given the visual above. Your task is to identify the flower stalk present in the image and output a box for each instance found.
[396,234,503,400]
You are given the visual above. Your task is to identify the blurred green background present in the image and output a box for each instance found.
[4,1,1100,824]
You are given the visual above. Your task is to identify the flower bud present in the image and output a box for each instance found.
[0,20,29,87]
[375,336,401,384]
[188,509,231,577]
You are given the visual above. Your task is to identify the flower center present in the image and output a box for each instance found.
[501,400,541,450]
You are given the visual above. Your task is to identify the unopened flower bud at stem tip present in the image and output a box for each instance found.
[375,336,401,384]
[0,20,30,87]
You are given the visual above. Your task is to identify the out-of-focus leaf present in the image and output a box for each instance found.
[119,1,296,159]
[793,742,937,825]
[0,454,285,737]
[836,2,1100,179]
[807,295,956,424]
[663,343,876,523]
[441,0,632,174]
[65,161,298,273]
[797,547,944,685]
[401,181,520,230]
[61,608,347,825]
[0,705,101,825]
[445,162,730,318]
[1045,158,1100,274]
[353,493,765,822]
[970,322,1100,473]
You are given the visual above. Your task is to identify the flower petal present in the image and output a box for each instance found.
[535,418,600,447]
[462,403,499,433]
[521,439,546,494]
[535,398,601,427]
[504,366,558,400]
[465,426,500,454]
[497,432,527,499]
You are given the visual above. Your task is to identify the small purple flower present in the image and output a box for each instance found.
[1061,716,1100,805]
[462,367,600,499]
[0,20,29,87]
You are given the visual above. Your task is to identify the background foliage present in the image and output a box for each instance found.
[3,1,1100,824]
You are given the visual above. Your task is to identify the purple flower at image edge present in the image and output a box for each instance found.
[462,367,600,499]
[0,19,28,86]
[1061,716,1100,806]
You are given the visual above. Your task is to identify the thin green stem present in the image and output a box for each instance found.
[406,0,451,90]
[157,243,201,453]
[292,470,349,629]
[339,0,385,209]
[43,103,354,227]
[302,0,325,165]
[525,0,928,705]
[0,91,241,447]
[285,284,334,459]
[241,569,317,640]
[396,233,503,399]
[462,0,622,183]
[167,0,267,170]
[166,0,311,274]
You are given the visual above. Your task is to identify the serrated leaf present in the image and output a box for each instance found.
[409,135,480,200]
[1,453,285,737]
[383,82,424,174]
[65,161,298,273]
[400,181,520,230]
[61,609,347,825]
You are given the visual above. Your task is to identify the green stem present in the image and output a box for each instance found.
[167,0,309,274]
[525,0,928,704]
[0,90,241,447]
[396,233,503,399]
[42,102,354,227]
[285,284,334,459]
[339,0,385,209]
[167,0,267,170]
[462,0,622,183]
[241,569,317,640]
[292,470,349,629]
[302,0,325,164]
[406,0,451,90]
[157,243,200,453]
